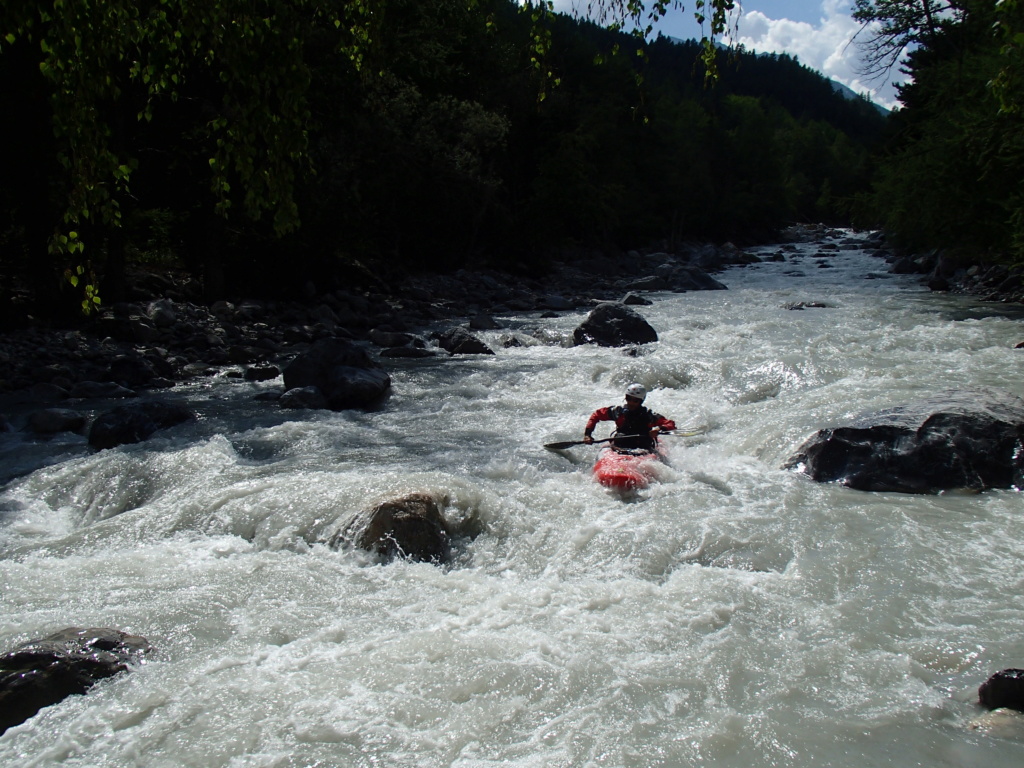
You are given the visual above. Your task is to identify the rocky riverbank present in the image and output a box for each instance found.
[0,237,753,402]
[1,224,1017,413]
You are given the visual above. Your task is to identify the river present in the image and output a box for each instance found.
[1,230,1023,767]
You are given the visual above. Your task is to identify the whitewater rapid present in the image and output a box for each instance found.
[1,231,1023,767]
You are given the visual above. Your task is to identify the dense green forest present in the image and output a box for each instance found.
[853,0,1024,267]
[5,0,1001,322]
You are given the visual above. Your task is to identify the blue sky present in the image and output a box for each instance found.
[549,0,906,109]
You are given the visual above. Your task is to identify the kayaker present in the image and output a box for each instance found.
[582,383,676,451]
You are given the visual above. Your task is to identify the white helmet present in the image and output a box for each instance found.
[624,383,646,401]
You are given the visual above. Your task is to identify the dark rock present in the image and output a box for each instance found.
[379,347,438,358]
[146,299,177,328]
[784,388,1024,493]
[468,315,503,331]
[573,302,658,347]
[28,383,69,403]
[784,302,830,311]
[0,627,151,735]
[332,492,452,564]
[282,338,391,410]
[669,265,728,291]
[368,328,417,347]
[625,275,671,292]
[106,355,158,388]
[279,386,329,409]
[88,400,195,449]
[68,381,137,399]
[890,255,923,275]
[980,669,1024,711]
[537,295,574,311]
[244,365,280,382]
[437,327,495,355]
[28,408,87,435]
[622,292,653,306]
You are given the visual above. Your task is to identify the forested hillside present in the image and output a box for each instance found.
[0,0,886,321]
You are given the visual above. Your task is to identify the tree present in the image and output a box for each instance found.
[853,0,969,75]
[1,0,330,303]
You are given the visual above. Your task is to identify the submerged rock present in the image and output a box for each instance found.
[0,627,152,734]
[332,492,452,564]
[88,400,195,449]
[573,302,658,347]
[784,388,1024,493]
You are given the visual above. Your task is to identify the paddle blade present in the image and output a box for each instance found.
[544,440,583,450]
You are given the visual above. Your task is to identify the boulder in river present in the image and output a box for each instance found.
[980,669,1024,711]
[332,492,452,564]
[573,302,658,347]
[282,338,391,410]
[784,388,1024,493]
[436,327,495,355]
[0,627,152,735]
[88,400,195,449]
[28,408,87,435]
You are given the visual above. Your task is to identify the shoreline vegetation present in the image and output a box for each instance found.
[5,1,1022,357]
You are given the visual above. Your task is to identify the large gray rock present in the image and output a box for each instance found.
[785,389,1024,493]
[331,493,452,563]
[0,627,152,735]
[282,338,391,410]
[573,302,658,347]
[88,400,195,449]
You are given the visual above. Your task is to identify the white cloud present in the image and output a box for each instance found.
[727,1,905,110]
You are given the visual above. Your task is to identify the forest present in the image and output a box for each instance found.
[0,0,1019,321]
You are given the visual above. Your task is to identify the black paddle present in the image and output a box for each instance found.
[544,428,706,451]
[544,437,615,450]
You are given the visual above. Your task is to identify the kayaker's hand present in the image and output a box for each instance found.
[649,427,660,440]
[583,435,593,444]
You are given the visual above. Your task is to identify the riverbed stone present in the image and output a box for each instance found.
[27,408,87,435]
[436,327,495,355]
[68,381,138,399]
[282,338,391,410]
[784,388,1024,493]
[980,669,1024,711]
[0,627,152,735]
[88,400,196,449]
[332,492,452,563]
[573,302,658,347]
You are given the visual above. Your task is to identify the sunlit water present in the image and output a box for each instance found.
[2,232,1024,767]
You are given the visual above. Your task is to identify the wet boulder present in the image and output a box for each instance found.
[980,669,1024,711]
[0,627,152,735]
[666,265,728,292]
[784,388,1024,493]
[88,400,195,449]
[436,327,495,355]
[282,338,391,410]
[28,408,87,435]
[573,302,658,347]
[244,364,280,382]
[332,492,452,563]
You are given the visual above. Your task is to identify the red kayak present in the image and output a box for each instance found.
[593,447,664,490]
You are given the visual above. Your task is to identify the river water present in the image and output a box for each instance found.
[2,231,1023,767]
